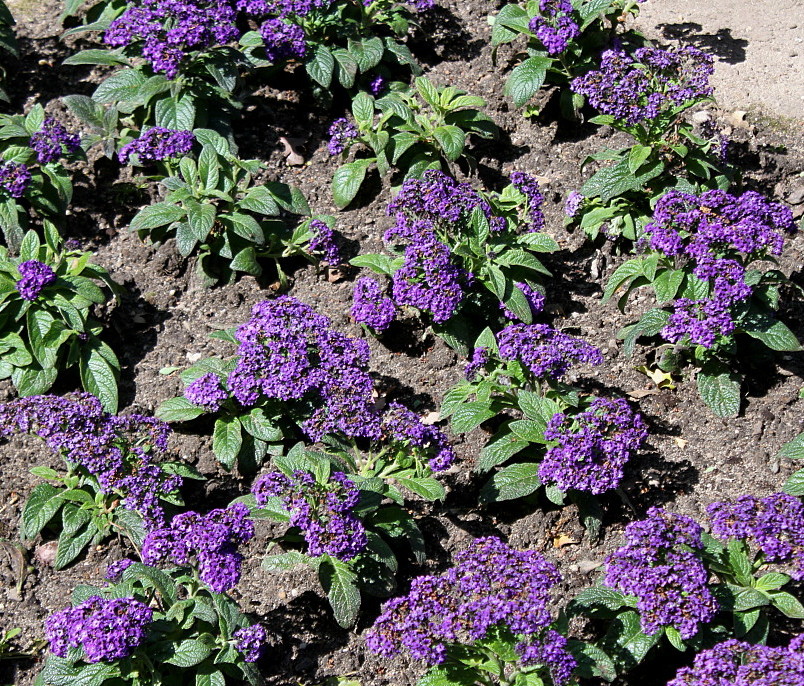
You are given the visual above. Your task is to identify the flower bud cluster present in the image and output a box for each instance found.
[528,0,579,55]
[381,401,455,471]
[0,160,31,198]
[30,118,81,164]
[118,127,195,164]
[16,260,57,300]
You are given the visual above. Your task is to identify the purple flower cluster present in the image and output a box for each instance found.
[237,0,331,17]
[16,260,57,300]
[571,45,714,125]
[464,346,489,380]
[528,0,579,55]
[667,635,804,686]
[644,189,796,348]
[366,537,576,685]
[327,117,358,155]
[308,219,341,264]
[105,0,239,79]
[0,160,31,198]
[142,502,254,592]
[30,118,81,164]
[225,297,382,442]
[253,470,367,560]
[0,394,179,527]
[510,171,545,232]
[605,508,718,639]
[564,191,584,218]
[118,127,195,164]
[45,596,153,663]
[106,558,135,580]
[500,281,545,321]
[497,323,603,381]
[260,18,307,62]
[381,401,455,471]
[184,372,229,412]
[351,276,397,332]
[233,624,267,662]
[539,397,648,494]
[708,493,804,579]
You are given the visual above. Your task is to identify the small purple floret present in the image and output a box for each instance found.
[16,260,57,300]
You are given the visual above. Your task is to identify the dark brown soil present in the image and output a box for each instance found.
[2,0,804,685]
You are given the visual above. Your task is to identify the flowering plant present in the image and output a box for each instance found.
[127,129,313,286]
[604,188,800,417]
[569,503,804,676]
[37,559,265,685]
[247,445,427,626]
[491,0,645,116]
[566,43,732,243]
[0,394,200,569]
[442,324,646,529]
[329,78,497,208]
[0,105,83,250]
[350,170,558,347]
[0,228,122,407]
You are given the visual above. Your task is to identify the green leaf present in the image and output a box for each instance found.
[755,572,790,591]
[567,639,617,682]
[156,396,207,422]
[12,365,58,397]
[239,408,282,442]
[319,557,361,628]
[603,259,644,302]
[744,317,802,351]
[213,416,243,470]
[36,655,119,686]
[166,638,214,667]
[731,586,770,611]
[352,92,375,126]
[479,462,541,503]
[187,201,216,241]
[508,419,548,443]
[778,432,804,461]
[517,232,560,252]
[770,591,804,618]
[238,186,280,217]
[350,253,402,276]
[414,76,440,107]
[230,247,261,275]
[348,37,384,72]
[306,45,335,87]
[582,157,664,203]
[332,159,373,209]
[652,268,685,304]
[21,482,62,539]
[394,475,446,501]
[627,144,653,173]
[64,49,129,67]
[697,365,741,418]
[603,610,660,669]
[505,56,551,107]
[196,670,226,686]
[418,664,480,686]
[571,586,631,612]
[79,345,119,413]
[262,550,309,572]
[155,95,196,131]
[432,125,465,162]
[92,68,146,104]
[333,48,358,88]
[664,626,686,652]
[451,400,495,434]
[491,3,529,45]
[197,145,219,190]
[55,518,95,569]
[130,202,186,232]
[477,430,527,471]
[783,469,804,496]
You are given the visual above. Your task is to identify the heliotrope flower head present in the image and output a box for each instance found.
[708,493,804,580]
[184,372,228,412]
[605,507,718,639]
[308,219,341,264]
[253,470,367,560]
[16,260,57,300]
[30,118,81,164]
[260,18,307,62]
[105,558,135,581]
[387,170,493,226]
[366,537,575,685]
[351,276,397,332]
[667,635,804,686]
[564,191,584,218]
[142,502,254,592]
[500,281,546,321]
[464,346,490,381]
[237,0,332,16]
[105,0,239,78]
[327,117,358,156]
[528,0,579,55]
[539,397,648,494]
[509,172,545,232]
[497,323,603,381]
[0,160,31,198]
[45,596,153,663]
[0,394,179,527]
[571,45,714,125]
[660,297,734,348]
[118,127,195,164]
[381,401,455,471]
[233,625,267,662]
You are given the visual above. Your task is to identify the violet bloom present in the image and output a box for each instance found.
[510,171,545,231]
[260,18,307,62]
[118,127,195,164]
[327,117,358,155]
[500,281,545,321]
[708,493,804,579]
[351,276,396,332]
[564,191,584,218]
[381,401,455,471]
[539,397,647,494]
[0,160,31,198]
[464,346,489,381]
[45,596,152,662]
[238,0,332,16]
[497,323,603,381]
[308,219,341,264]
[30,118,81,164]
[661,297,734,348]
[16,260,57,300]
[369,75,386,96]
[226,297,382,442]
[0,394,179,528]
[667,635,804,686]
[605,508,718,639]
[184,372,228,412]
[233,625,267,662]
[142,503,254,592]
[253,470,367,560]
[105,558,135,580]
[528,0,579,55]
[366,537,576,685]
